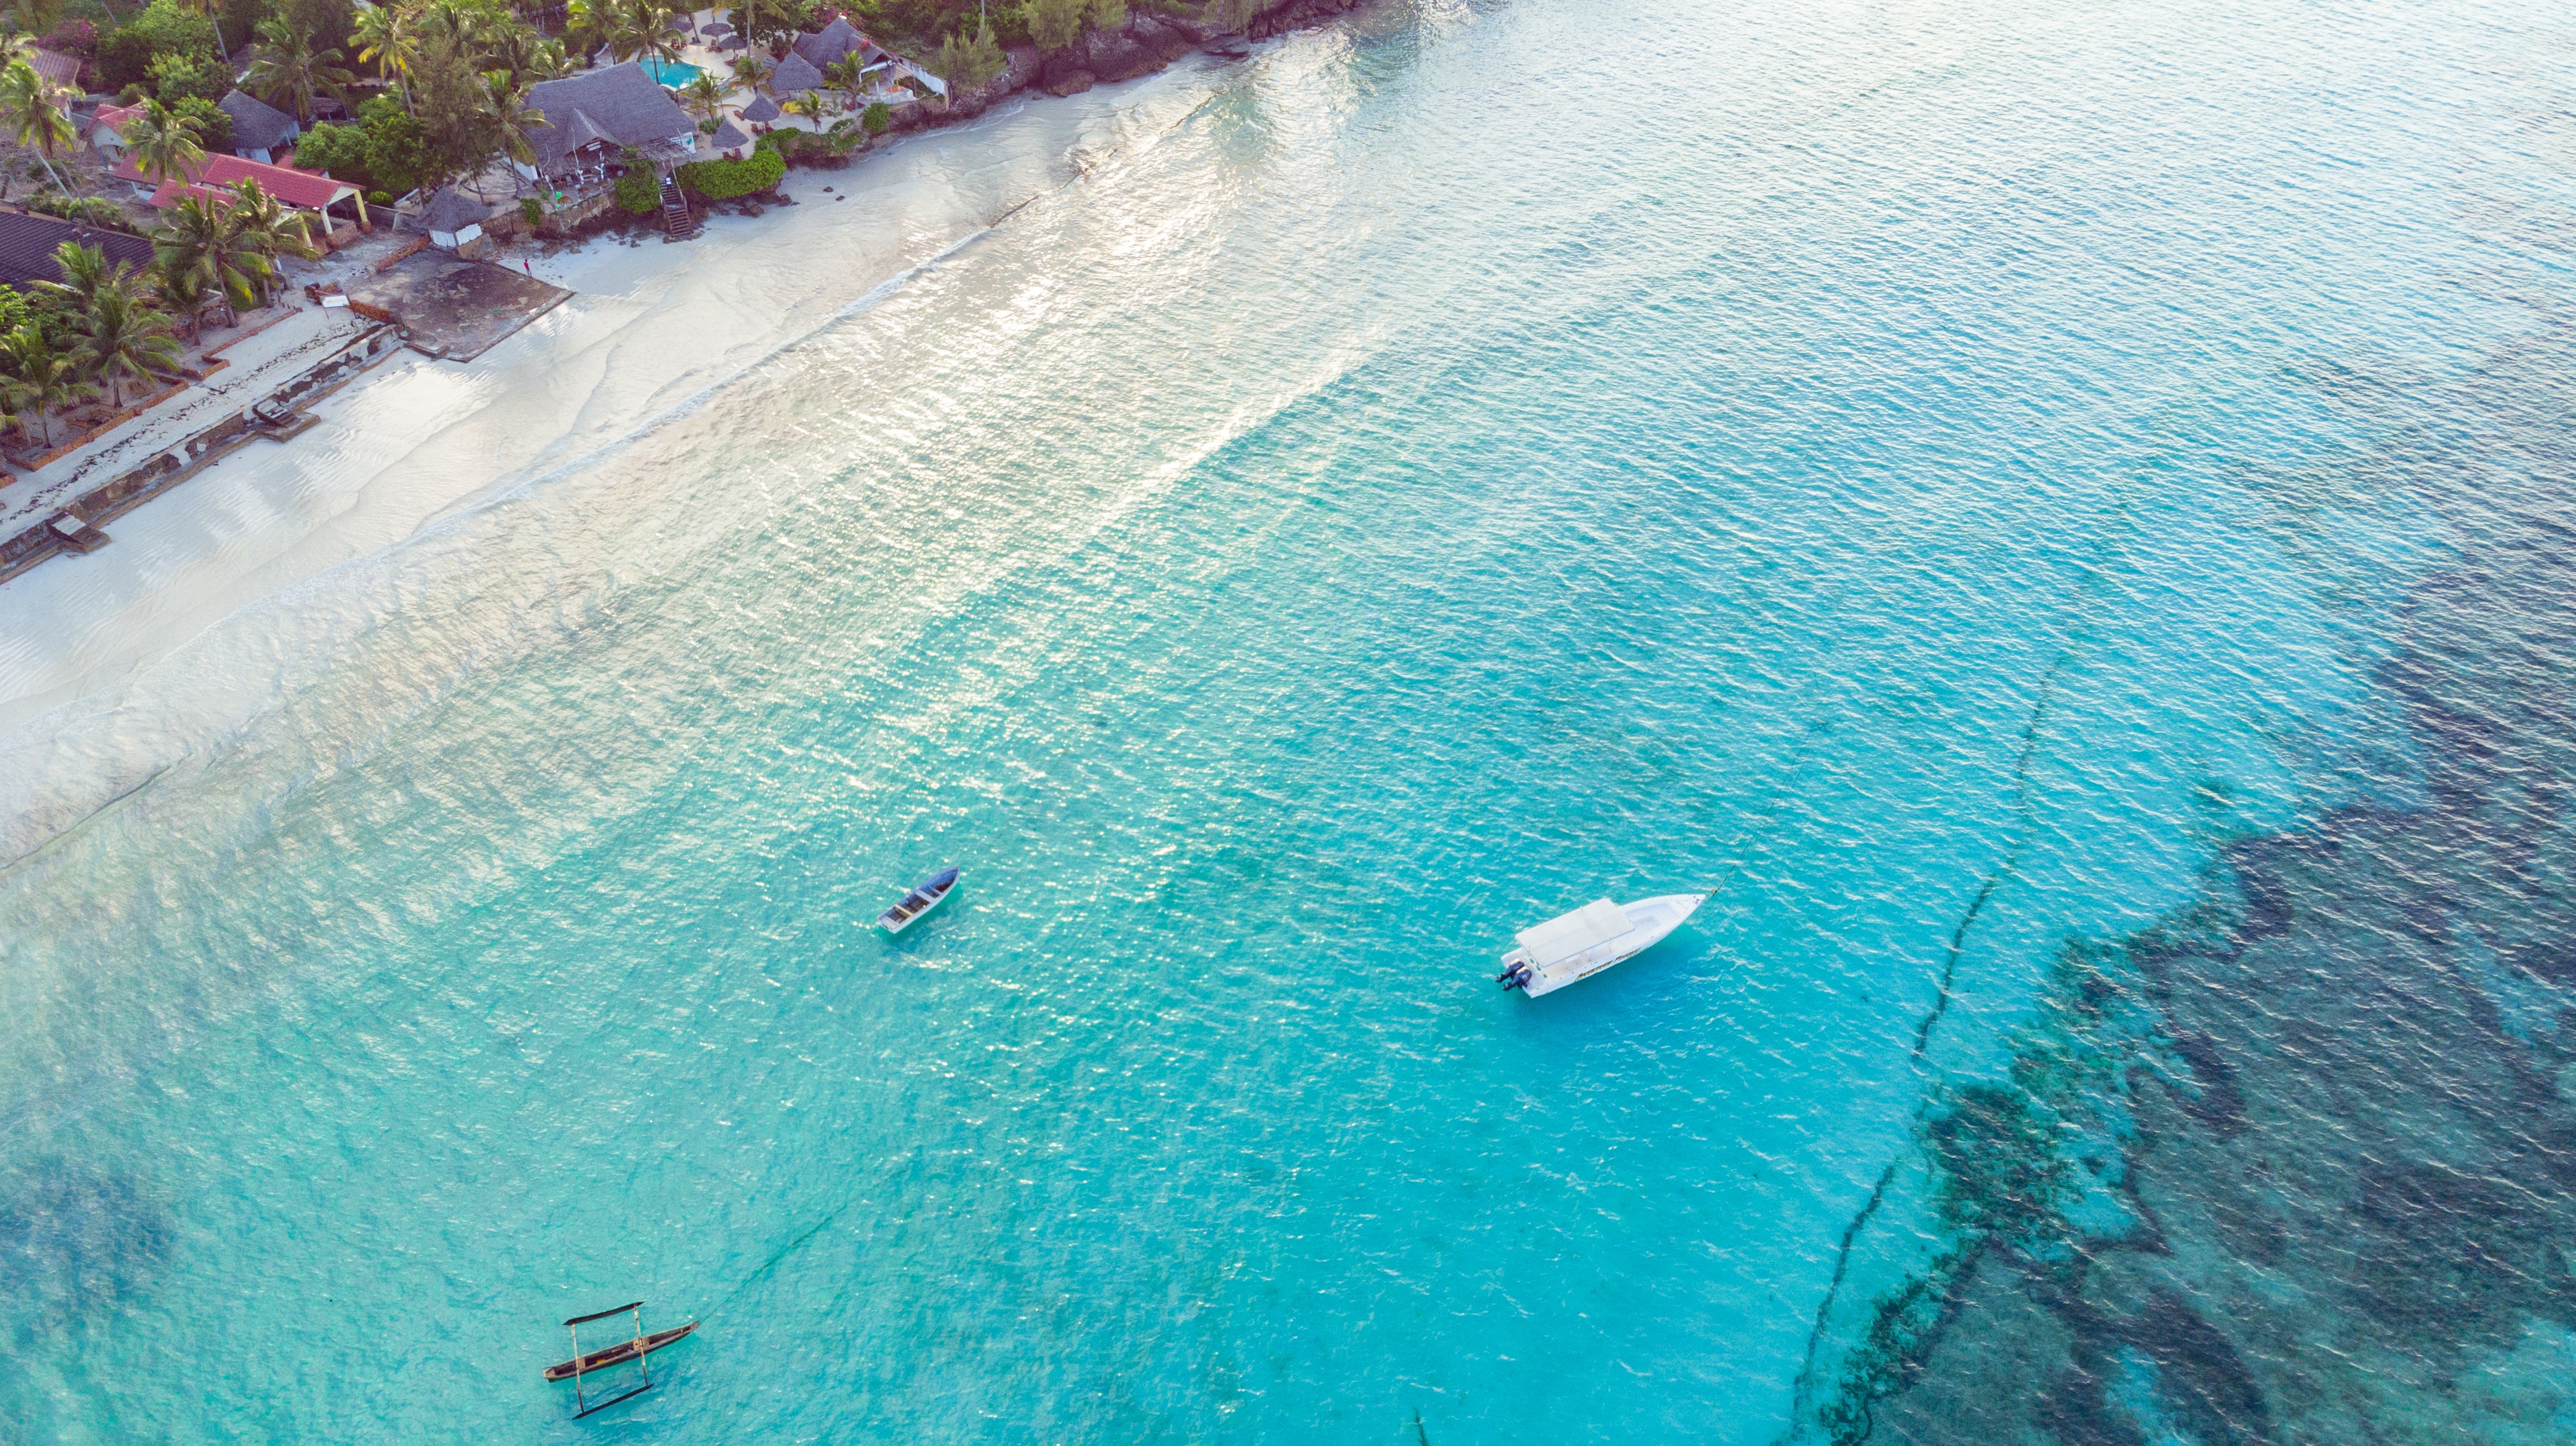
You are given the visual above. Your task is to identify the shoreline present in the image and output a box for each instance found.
[0,0,1371,583]
[0,39,1269,863]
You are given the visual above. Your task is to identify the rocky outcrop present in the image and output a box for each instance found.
[1039,19,1185,90]
[1246,0,1364,40]
[899,2,1369,129]
[1130,13,1206,55]
[940,44,1044,120]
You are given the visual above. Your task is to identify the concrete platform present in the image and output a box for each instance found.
[345,252,574,362]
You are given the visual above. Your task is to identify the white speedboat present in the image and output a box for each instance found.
[876,867,960,934]
[1496,894,1707,997]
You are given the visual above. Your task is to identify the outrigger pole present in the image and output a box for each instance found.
[563,1302,654,1419]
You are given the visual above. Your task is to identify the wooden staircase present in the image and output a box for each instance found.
[658,174,698,239]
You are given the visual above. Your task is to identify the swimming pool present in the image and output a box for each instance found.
[640,56,702,88]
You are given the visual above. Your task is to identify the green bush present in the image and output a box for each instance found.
[148,50,228,105]
[295,119,370,186]
[24,193,134,232]
[96,0,219,91]
[675,144,785,201]
[0,285,29,339]
[613,167,660,215]
[1021,0,1083,51]
[860,101,890,136]
[358,96,429,197]
[97,32,158,90]
[172,95,232,153]
[520,197,543,225]
[934,20,1006,93]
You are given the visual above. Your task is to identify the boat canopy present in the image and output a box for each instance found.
[1516,899,1633,965]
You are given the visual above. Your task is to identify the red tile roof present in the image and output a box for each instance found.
[26,48,81,92]
[90,103,143,135]
[118,151,357,211]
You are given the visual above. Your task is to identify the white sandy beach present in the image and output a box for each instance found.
[0,58,1229,862]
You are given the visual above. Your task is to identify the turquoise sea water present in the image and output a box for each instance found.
[5,0,2573,1441]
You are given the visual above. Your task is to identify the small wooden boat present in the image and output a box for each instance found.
[542,1319,697,1382]
[1495,894,1707,997]
[877,866,960,934]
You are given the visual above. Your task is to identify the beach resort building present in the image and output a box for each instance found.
[767,50,826,99]
[419,188,493,254]
[115,153,372,246]
[788,17,948,102]
[218,90,303,165]
[517,62,701,187]
[0,209,155,289]
[83,102,142,164]
[23,46,82,95]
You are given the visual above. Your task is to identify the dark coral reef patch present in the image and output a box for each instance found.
[1805,317,2576,1443]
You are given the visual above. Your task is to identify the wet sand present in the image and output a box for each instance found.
[0,60,1224,862]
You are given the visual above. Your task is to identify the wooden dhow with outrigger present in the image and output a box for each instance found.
[543,1301,697,1417]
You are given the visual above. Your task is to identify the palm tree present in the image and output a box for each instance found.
[34,240,122,313]
[350,1,422,110]
[78,281,181,408]
[524,38,575,82]
[0,59,76,197]
[781,89,826,122]
[568,0,668,64]
[152,193,265,325]
[822,53,865,115]
[123,99,209,190]
[417,0,505,52]
[563,0,606,58]
[479,72,546,171]
[485,27,571,87]
[735,0,794,48]
[634,0,684,66]
[222,179,320,305]
[819,115,864,157]
[153,192,248,321]
[3,324,97,447]
[682,70,727,123]
[242,15,360,121]
[149,258,215,344]
[727,51,773,92]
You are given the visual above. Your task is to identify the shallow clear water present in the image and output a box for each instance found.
[3,0,2572,1441]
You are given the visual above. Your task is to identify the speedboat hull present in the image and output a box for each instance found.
[878,867,960,934]
[1499,893,1706,997]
